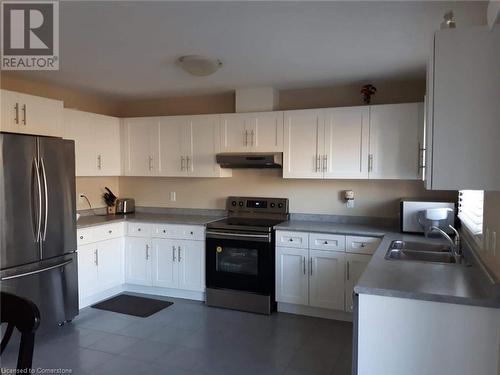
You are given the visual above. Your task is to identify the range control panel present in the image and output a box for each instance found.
[226,196,289,214]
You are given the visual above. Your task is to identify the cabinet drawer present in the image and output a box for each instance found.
[77,227,95,246]
[152,224,205,241]
[95,222,125,241]
[276,231,309,248]
[309,233,346,252]
[345,236,381,255]
[127,222,153,237]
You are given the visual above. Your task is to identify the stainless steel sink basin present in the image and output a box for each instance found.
[385,240,456,264]
[389,240,452,253]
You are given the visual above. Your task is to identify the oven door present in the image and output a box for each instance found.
[206,231,274,295]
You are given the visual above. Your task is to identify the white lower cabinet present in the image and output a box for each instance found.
[345,253,371,312]
[125,237,153,286]
[77,236,124,306]
[276,230,378,316]
[276,247,309,305]
[309,250,345,310]
[151,238,205,292]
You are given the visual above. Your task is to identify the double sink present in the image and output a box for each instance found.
[385,240,457,264]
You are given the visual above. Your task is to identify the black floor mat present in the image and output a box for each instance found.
[91,294,173,317]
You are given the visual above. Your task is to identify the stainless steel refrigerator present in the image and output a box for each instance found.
[0,133,78,332]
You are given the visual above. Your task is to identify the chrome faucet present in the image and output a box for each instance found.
[430,225,461,262]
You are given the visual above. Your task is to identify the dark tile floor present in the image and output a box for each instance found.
[0,293,353,375]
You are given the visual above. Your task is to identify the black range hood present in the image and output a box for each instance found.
[216,153,283,169]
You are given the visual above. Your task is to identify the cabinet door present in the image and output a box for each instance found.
[123,118,160,176]
[63,109,96,176]
[177,240,204,292]
[276,247,308,305]
[97,238,124,290]
[324,106,369,179]
[345,254,371,312]
[368,103,422,180]
[152,239,178,288]
[0,90,20,133]
[309,250,345,310]
[21,92,63,137]
[221,112,283,152]
[77,244,99,299]
[159,116,188,176]
[124,237,152,286]
[94,113,121,176]
[248,112,284,152]
[220,114,247,152]
[283,109,324,179]
[186,115,224,177]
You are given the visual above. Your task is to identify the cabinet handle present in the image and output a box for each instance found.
[315,155,320,172]
[145,244,150,260]
[309,258,313,276]
[148,156,153,171]
[244,130,248,146]
[178,246,182,262]
[94,249,98,266]
[80,235,83,240]
[186,156,190,171]
[97,154,102,170]
[347,261,350,281]
[322,155,327,172]
[250,130,255,146]
[302,257,306,275]
[108,230,112,234]
[172,245,176,262]
[180,156,185,171]
[14,103,19,124]
[368,154,374,172]
[22,104,26,125]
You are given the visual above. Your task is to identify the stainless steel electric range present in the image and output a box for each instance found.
[205,196,289,314]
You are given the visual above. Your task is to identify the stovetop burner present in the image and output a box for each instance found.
[206,196,289,233]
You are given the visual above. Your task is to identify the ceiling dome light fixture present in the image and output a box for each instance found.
[176,55,223,77]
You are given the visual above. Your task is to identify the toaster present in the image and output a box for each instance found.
[115,198,135,214]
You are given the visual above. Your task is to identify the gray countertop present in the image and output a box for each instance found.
[77,212,224,228]
[275,220,500,308]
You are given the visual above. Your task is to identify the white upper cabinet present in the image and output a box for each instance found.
[122,117,160,176]
[159,114,230,178]
[186,115,230,177]
[368,103,423,180]
[63,109,121,176]
[426,26,500,190]
[220,112,284,152]
[1,89,63,137]
[159,116,188,177]
[283,109,324,179]
[324,106,369,179]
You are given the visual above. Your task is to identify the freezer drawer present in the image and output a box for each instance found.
[0,253,79,333]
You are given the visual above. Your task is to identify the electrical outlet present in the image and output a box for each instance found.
[169,191,176,202]
[346,200,355,208]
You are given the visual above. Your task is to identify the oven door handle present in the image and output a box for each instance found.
[206,231,271,242]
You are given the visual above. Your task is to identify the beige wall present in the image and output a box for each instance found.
[76,177,120,211]
[120,171,456,218]
[482,192,500,279]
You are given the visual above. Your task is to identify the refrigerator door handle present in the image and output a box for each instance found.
[33,157,42,243]
[40,157,48,242]
[0,259,72,281]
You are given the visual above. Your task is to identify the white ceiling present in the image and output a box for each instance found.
[12,1,486,99]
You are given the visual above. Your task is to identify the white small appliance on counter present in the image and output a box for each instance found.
[400,199,456,234]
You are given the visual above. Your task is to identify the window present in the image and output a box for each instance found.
[458,190,484,238]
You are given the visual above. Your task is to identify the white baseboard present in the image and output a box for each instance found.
[278,302,353,322]
[123,284,205,301]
